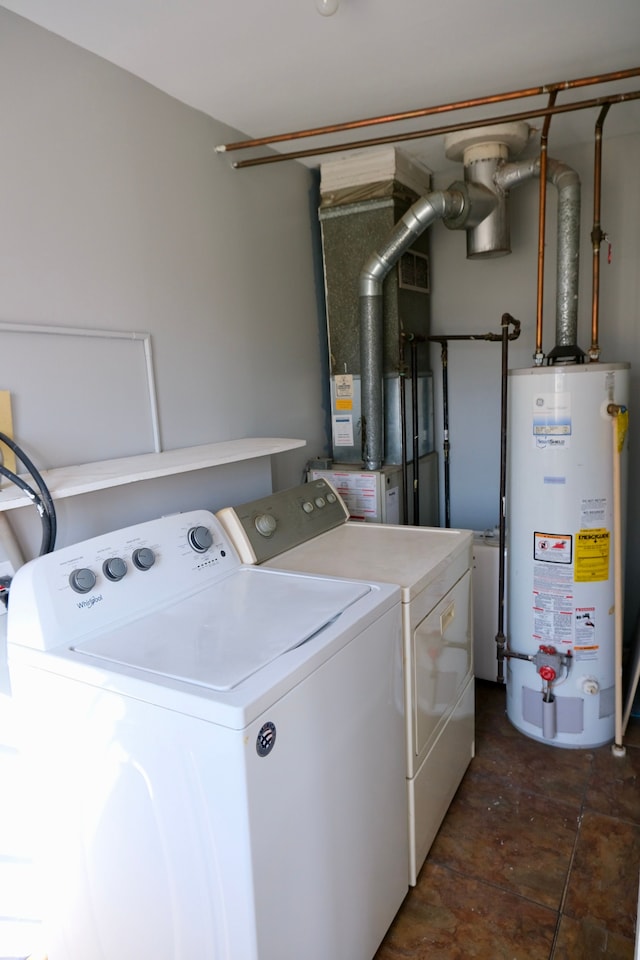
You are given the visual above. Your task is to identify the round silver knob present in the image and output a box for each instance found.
[302,501,314,514]
[255,513,278,537]
[132,547,156,571]
[314,497,326,508]
[102,557,127,582]
[326,492,337,504]
[69,567,97,594]
[188,525,213,553]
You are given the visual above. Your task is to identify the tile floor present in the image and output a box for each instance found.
[375,680,640,960]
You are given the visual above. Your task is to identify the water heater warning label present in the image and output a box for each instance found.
[575,529,610,582]
[534,532,572,564]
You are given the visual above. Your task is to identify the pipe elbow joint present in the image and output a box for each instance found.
[546,158,580,191]
[360,254,388,296]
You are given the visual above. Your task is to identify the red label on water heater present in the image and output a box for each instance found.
[533,532,573,564]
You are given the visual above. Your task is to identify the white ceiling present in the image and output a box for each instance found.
[3,0,640,173]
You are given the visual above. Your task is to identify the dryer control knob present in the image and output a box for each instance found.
[188,525,213,553]
[102,557,127,582]
[255,513,277,538]
[69,567,97,594]
[132,547,156,571]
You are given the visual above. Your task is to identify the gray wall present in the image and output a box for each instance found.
[2,10,639,642]
[0,9,330,557]
[429,131,640,636]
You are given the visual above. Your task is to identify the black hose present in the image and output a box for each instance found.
[0,431,57,554]
[0,464,52,557]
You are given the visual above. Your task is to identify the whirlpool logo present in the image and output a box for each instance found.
[76,594,104,610]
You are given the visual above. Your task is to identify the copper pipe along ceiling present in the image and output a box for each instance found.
[534,93,557,362]
[590,104,611,361]
[229,90,640,169]
[217,66,640,154]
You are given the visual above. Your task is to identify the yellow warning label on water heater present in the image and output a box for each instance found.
[574,529,610,582]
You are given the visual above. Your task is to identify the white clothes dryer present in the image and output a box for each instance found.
[7,509,407,960]
[217,479,475,885]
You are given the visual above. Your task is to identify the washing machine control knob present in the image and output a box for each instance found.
[254,514,277,538]
[188,525,213,553]
[301,501,314,514]
[132,547,156,571]
[102,557,127,582]
[69,567,97,594]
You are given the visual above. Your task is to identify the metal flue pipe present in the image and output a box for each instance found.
[494,155,581,359]
[359,181,497,471]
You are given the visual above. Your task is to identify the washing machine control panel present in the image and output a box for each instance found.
[217,479,349,563]
[9,510,242,651]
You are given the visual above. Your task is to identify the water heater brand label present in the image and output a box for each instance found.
[574,529,610,582]
[532,392,571,449]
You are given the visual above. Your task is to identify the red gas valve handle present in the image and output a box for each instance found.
[539,665,557,682]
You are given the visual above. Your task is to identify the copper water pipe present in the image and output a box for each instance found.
[230,89,640,168]
[534,93,557,362]
[217,66,640,154]
[590,104,611,361]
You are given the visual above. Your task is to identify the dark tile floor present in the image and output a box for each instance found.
[375,680,640,960]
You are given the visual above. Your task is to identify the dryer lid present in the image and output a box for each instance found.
[71,566,370,691]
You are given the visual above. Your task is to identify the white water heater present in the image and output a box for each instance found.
[506,362,629,747]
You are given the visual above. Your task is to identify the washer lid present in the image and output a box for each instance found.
[71,567,370,691]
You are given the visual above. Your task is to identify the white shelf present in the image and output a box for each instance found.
[0,437,306,512]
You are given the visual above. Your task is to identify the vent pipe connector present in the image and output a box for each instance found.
[445,123,531,258]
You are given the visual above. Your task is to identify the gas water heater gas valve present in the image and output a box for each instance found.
[533,644,573,684]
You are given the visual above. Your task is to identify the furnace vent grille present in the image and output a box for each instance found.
[399,250,430,293]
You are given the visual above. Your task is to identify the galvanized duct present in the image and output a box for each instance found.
[359,181,497,471]
[494,157,581,356]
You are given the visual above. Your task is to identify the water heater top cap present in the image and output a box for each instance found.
[444,122,531,163]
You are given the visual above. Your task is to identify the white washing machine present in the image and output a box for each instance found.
[217,479,474,885]
[7,509,408,960]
